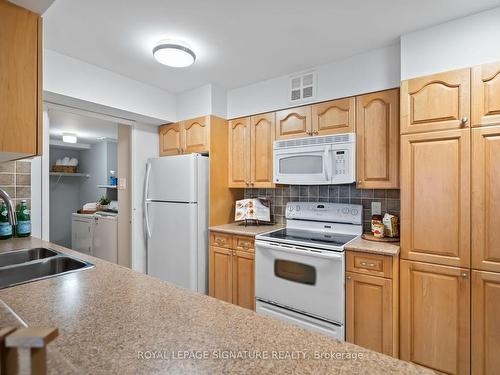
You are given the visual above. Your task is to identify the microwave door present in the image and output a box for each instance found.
[273,145,331,185]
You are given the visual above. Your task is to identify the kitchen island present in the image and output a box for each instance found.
[0,238,431,374]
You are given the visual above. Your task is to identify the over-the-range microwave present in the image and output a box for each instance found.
[273,133,355,185]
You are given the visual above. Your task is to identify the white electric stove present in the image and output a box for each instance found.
[255,202,363,340]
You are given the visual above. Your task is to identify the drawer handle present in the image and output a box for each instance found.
[240,241,251,248]
[215,238,225,245]
[361,261,376,267]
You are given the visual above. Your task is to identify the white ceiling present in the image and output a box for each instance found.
[44,0,500,93]
[49,110,118,144]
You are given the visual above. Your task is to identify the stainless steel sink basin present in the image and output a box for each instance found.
[0,247,58,268]
[0,248,93,289]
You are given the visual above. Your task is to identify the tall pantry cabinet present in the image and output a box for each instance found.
[400,62,500,375]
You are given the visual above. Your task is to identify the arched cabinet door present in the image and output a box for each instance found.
[275,106,312,139]
[312,97,355,135]
[250,113,275,188]
[356,89,399,189]
[228,117,250,188]
[472,62,500,127]
[159,123,182,156]
[401,68,470,134]
[183,116,210,154]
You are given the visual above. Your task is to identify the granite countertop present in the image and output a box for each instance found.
[209,222,283,236]
[0,237,429,374]
[345,237,400,256]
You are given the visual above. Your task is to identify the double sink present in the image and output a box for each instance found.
[0,248,94,289]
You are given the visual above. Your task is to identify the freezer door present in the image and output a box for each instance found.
[147,201,199,291]
[147,155,198,202]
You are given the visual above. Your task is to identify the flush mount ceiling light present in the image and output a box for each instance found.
[153,40,196,68]
[62,133,77,144]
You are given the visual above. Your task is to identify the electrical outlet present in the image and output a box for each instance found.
[371,202,382,215]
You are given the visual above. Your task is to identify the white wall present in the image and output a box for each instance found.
[44,49,177,122]
[79,142,109,206]
[227,44,401,119]
[131,124,159,273]
[401,7,500,80]
[176,83,227,121]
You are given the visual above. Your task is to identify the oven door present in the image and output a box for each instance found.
[273,144,332,185]
[255,240,345,324]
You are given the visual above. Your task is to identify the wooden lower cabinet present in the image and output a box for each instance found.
[472,270,500,375]
[400,260,470,375]
[209,231,255,310]
[345,251,398,357]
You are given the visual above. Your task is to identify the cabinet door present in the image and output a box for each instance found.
[472,270,500,375]
[250,113,275,188]
[209,246,232,303]
[400,260,470,375]
[233,249,255,310]
[346,272,393,356]
[228,117,250,188]
[311,97,355,135]
[472,126,500,272]
[401,129,470,267]
[183,116,210,154]
[275,106,312,140]
[0,2,40,157]
[356,89,399,189]
[159,123,182,156]
[401,68,470,134]
[472,62,500,127]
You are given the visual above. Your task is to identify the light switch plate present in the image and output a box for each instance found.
[371,202,382,215]
[118,177,127,189]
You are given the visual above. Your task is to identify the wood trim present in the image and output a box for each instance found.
[401,129,471,267]
[346,251,393,278]
[471,62,500,127]
[356,88,399,189]
[36,15,42,156]
[471,270,500,374]
[401,68,470,134]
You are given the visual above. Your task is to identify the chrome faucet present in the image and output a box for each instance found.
[0,188,18,226]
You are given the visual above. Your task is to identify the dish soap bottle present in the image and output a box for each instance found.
[109,170,117,186]
[16,200,31,238]
[0,201,13,240]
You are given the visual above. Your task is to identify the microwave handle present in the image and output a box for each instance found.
[323,147,331,181]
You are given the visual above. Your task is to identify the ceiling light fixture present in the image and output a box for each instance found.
[62,133,77,144]
[153,40,196,68]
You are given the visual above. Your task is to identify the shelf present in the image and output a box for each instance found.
[50,172,90,178]
[97,185,117,189]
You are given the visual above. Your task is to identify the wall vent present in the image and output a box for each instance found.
[289,71,317,104]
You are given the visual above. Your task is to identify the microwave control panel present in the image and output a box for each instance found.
[333,150,347,176]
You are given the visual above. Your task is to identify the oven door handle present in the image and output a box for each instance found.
[256,241,344,260]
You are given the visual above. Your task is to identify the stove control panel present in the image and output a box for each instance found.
[286,202,362,225]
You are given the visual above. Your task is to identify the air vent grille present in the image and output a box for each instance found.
[289,71,316,104]
[274,133,355,149]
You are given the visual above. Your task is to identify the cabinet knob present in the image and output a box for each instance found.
[358,180,362,185]
[460,117,468,126]
[347,276,352,280]
[313,131,319,135]
[461,272,468,278]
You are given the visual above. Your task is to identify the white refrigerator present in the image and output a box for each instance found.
[144,154,209,293]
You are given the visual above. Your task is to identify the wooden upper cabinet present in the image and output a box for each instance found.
[472,126,500,272]
[401,129,470,267]
[232,250,255,310]
[400,260,470,375]
[401,68,470,134]
[275,106,312,139]
[183,116,210,153]
[228,117,250,188]
[472,270,500,375]
[346,272,393,356]
[472,62,500,127]
[159,123,182,156]
[0,1,41,158]
[356,89,399,189]
[311,97,355,135]
[250,113,275,188]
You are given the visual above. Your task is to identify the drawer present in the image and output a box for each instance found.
[233,236,254,252]
[346,251,393,278]
[210,232,232,249]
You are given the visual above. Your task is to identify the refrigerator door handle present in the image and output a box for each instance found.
[144,162,152,238]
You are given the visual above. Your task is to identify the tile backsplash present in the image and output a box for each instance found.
[244,183,400,232]
[0,160,32,208]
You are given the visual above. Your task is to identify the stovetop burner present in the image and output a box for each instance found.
[258,228,358,249]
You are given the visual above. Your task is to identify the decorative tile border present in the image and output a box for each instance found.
[244,183,400,232]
